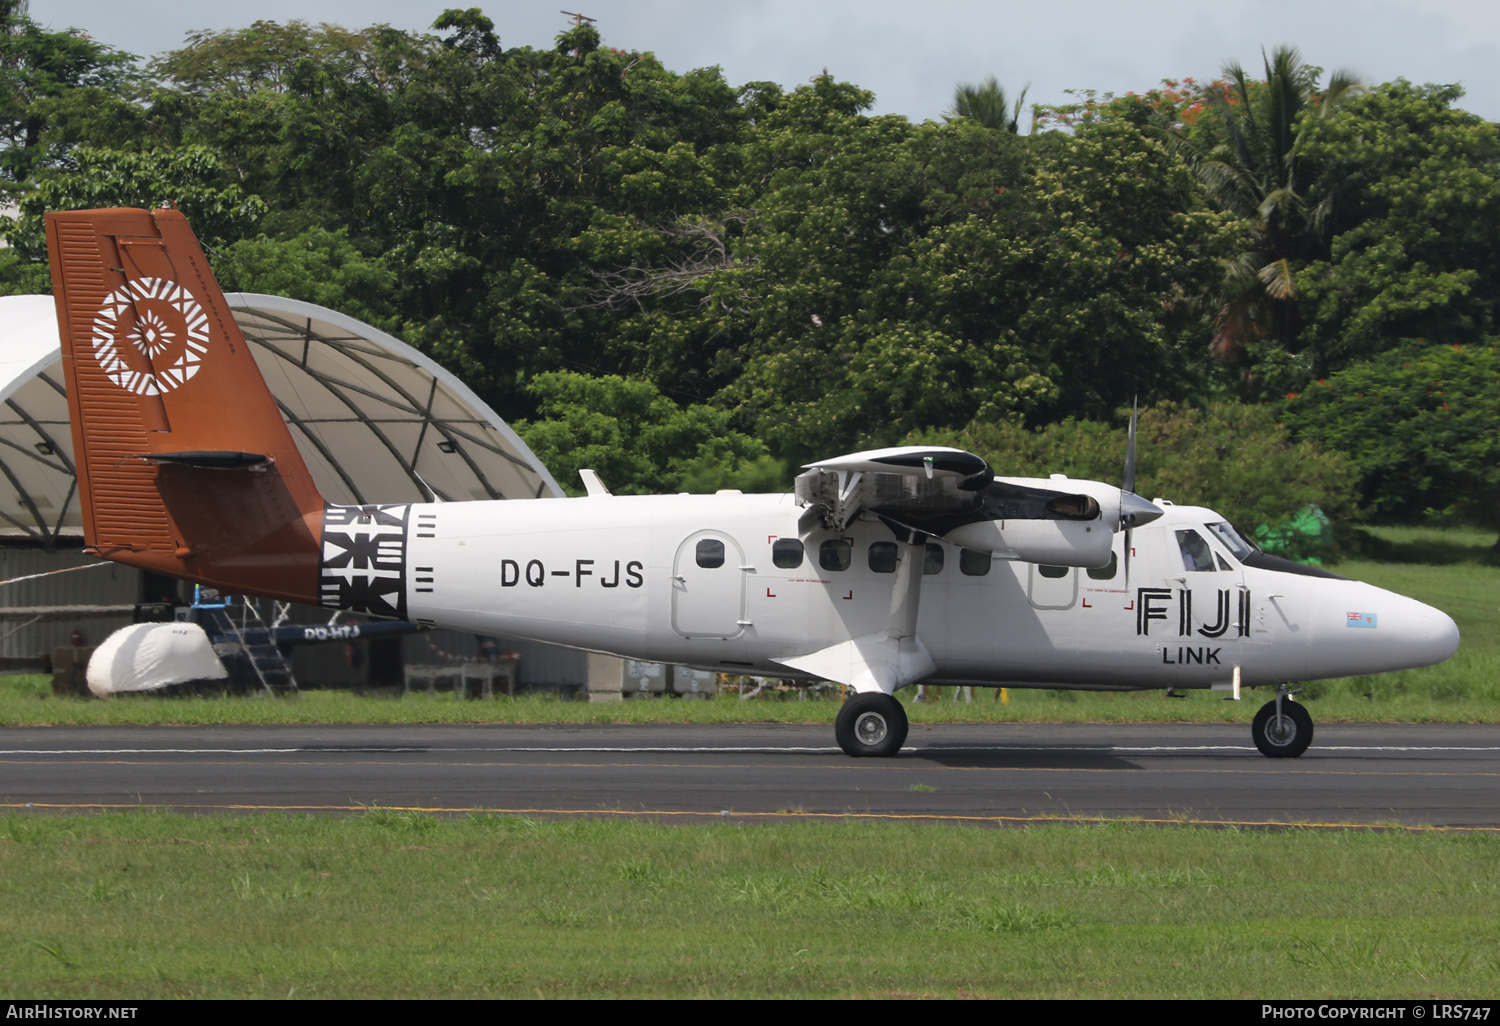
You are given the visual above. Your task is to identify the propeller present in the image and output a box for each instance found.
[1119,397,1150,586]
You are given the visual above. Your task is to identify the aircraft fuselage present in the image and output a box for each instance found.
[316,491,1460,693]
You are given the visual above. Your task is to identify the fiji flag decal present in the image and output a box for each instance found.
[1347,612,1378,629]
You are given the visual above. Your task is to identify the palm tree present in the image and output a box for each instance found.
[1195,46,1358,368]
[945,77,1030,134]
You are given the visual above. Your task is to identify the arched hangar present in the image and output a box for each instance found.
[0,292,585,690]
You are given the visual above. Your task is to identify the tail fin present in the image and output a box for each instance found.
[46,207,324,603]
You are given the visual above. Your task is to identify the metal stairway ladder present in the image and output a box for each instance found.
[207,600,299,696]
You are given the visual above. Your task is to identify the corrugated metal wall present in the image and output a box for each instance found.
[270,602,589,691]
[288,621,588,690]
[0,548,136,658]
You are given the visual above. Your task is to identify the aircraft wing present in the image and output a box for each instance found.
[796,445,1097,531]
[795,445,1158,567]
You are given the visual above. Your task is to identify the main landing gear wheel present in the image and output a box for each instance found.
[1251,696,1314,758]
[835,692,909,758]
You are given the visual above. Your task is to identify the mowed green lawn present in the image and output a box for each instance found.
[2,811,1497,999]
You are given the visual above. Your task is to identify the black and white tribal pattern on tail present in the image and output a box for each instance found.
[319,504,410,619]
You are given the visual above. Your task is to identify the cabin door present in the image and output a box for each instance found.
[672,530,748,640]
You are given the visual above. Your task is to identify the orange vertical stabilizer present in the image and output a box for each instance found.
[46,207,325,603]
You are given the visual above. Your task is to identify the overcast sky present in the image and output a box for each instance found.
[39,0,1500,123]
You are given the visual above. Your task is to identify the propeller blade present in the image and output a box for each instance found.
[1121,397,1141,587]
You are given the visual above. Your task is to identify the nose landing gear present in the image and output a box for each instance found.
[1251,685,1314,758]
[835,692,909,758]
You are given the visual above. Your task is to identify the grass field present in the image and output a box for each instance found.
[2,811,1497,999]
[2,525,1494,727]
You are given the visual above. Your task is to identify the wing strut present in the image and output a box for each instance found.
[773,535,936,695]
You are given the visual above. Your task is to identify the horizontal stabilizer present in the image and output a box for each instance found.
[134,451,271,469]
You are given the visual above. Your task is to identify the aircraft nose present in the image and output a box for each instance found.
[1412,603,1461,667]
[1311,587,1461,679]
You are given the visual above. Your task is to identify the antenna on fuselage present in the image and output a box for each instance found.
[412,470,444,503]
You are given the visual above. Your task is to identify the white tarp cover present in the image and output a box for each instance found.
[86,622,228,696]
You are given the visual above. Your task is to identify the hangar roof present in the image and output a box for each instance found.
[0,292,563,543]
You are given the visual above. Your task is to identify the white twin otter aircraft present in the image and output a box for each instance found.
[45,208,1460,758]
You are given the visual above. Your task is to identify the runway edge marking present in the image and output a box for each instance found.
[4,801,1499,833]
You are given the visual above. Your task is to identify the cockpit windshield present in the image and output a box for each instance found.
[1205,521,1257,560]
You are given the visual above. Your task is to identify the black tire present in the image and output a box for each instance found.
[835,692,909,758]
[1251,698,1314,758]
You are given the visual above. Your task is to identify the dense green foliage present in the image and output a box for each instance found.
[1,7,1495,531]
[1284,344,1500,540]
[1294,84,1500,380]
[510,370,780,495]
[1190,47,1359,376]
[0,0,137,183]
[914,401,1359,535]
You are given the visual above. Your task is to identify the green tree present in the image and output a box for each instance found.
[43,13,753,419]
[0,243,47,294]
[913,401,1359,539]
[1004,121,1238,423]
[1193,46,1358,372]
[1289,82,1500,383]
[714,100,1036,458]
[0,0,138,182]
[213,228,398,332]
[720,110,1235,458]
[5,146,266,259]
[511,371,776,496]
[945,77,1029,134]
[1034,77,1225,142]
[1282,342,1500,547]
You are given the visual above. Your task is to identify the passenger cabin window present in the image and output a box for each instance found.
[1086,553,1118,581]
[923,543,944,575]
[868,541,898,573]
[1037,564,1070,579]
[959,548,991,576]
[696,538,725,569]
[1175,530,1216,572]
[819,539,851,572]
[772,538,804,569]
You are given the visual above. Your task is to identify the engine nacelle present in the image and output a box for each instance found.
[944,517,1114,568]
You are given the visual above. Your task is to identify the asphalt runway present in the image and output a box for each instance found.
[2,722,1498,830]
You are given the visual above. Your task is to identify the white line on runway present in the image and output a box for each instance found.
[0,746,841,755]
[2,744,1499,755]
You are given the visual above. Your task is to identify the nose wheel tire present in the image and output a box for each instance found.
[835,692,909,758]
[1251,699,1314,758]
